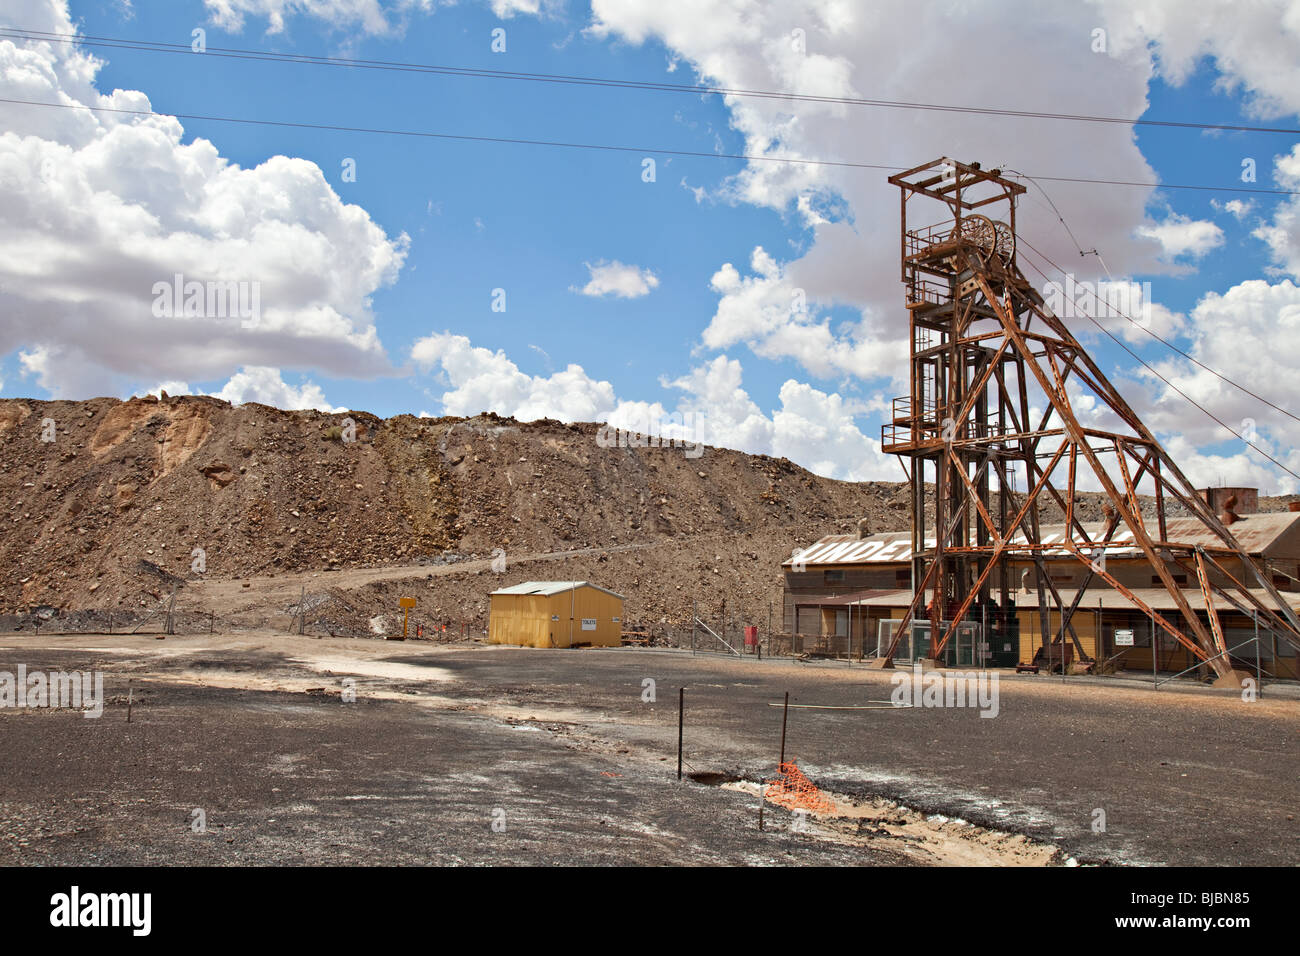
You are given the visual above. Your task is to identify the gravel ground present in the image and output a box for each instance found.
[0,631,1294,866]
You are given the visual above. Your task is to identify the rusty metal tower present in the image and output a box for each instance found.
[876,157,1300,683]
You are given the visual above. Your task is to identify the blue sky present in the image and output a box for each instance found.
[3,0,1300,491]
[68,0,798,414]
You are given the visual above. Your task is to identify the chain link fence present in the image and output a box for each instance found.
[0,607,223,635]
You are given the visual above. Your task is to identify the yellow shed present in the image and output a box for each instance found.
[488,581,625,648]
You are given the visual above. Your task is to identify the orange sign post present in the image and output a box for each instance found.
[398,597,416,640]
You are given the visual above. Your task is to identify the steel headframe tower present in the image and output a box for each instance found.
[875,157,1300,683]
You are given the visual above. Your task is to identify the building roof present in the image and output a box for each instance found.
[795,589,901,607]
[783,512,1300,568]
[490,581,626,600]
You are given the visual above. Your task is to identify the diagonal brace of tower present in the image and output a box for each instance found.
[873,157,1300,683]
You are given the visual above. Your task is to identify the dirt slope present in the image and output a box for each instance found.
[3,394,1294,635]
[0,395,893,627]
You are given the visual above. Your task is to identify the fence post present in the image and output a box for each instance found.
[677,688,684,781]
[165,584,177,636]
[1151,609,1157,690]
[981,602,988,668]
[1254,611,1261,696]
[847,603,853,665]
[779,691,789,769]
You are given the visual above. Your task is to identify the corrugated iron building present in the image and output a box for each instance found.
[489,581,624,648]
[782,504,1300,677]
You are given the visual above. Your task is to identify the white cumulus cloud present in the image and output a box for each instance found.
[1253,144,1300,279]
[1136,212,1225,261]
[212,366,346,411]
[572,260,660,299]
[411,331,618,422]
[410,334,898,480]
[202,0,423,35]
[0,1,409,400]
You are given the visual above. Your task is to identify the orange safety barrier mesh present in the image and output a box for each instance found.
[765,761,836,814]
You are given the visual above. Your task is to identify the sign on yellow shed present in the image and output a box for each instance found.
[488,581,625,648]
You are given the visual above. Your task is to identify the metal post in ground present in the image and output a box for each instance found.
[982,602,988,668]
[1151,610,1158,690]
[691,600,696,656]
[1272,623,1280,681]
[677,687,684,781]
[165,584,177,636]
[779,691,789,770]
[848,602,853,665]
[1255,635,1261,693]
[1254,611,1261,695]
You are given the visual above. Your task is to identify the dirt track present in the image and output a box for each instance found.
[0,631,1294,866]
[184,543,652,621]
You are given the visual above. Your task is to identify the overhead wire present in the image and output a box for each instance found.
[2,95,1296,195]
[1017,242,1300,483]
[6,23,1299,474]
[1009,171,1300,428]
[1020,235,1300,427]
[0,95,888,171]
[4,27,1300,138]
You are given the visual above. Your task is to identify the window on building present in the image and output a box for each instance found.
[824,570,845,584]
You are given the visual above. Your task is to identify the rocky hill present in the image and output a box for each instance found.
[2,394,1293,637]
[0,395,897,631]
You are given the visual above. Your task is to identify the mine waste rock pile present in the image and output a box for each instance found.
[1,395,1292,636]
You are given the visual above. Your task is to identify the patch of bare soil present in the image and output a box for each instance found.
[721,780,1066,866]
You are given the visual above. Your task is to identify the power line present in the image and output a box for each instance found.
[7,30,1297,383]
[978,166,1299,478]
[1021,234,1300,428]
[1017,244,1300,483]
[4,26,1300,139]
[3,96,1297,196]
[0,96,887,171]
[1003,168,1103,265]
[1009,170,1300,427]
[1012,172,1292,196]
